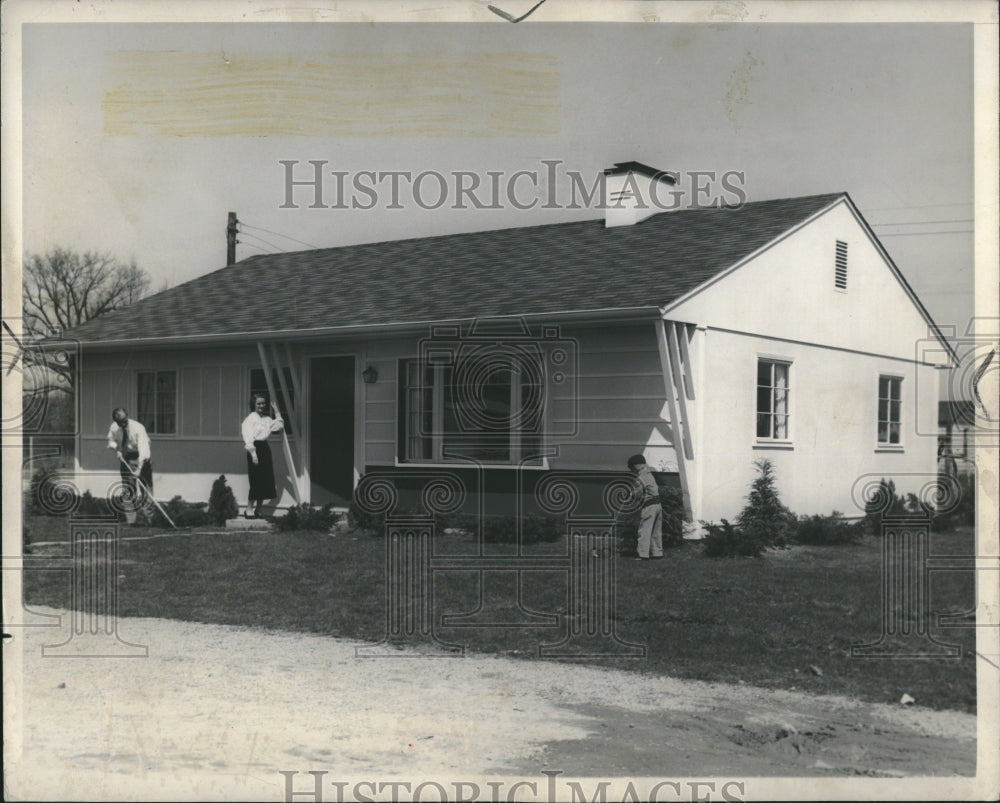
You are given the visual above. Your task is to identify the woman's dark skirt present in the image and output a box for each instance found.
[247,440,277,500]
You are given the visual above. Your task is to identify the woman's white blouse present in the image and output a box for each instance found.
[241,411,284,451]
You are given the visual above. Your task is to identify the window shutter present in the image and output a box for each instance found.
[835,240,848,290]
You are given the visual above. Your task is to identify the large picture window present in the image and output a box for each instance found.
[136,370,177,434]
[756,359,790,440]
[878,375,902,446]
[398,358,544,465]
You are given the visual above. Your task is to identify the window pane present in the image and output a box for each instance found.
[774,363,788,388]
[757,361,772,385]
[879,376,889,398]
[889,400,901,425]
[890,378,901,403]
[878,422,888,443]
[157,371,176,434]
[757,413,772,439]
[137,372,156,430]
[774,414,788,439]
[878,399,888,421]
[889,423,900,444]
[757,387,772,415]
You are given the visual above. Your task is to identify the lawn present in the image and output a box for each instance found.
[21,515,978,712]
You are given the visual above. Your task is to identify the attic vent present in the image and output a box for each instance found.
[834,240,848,290]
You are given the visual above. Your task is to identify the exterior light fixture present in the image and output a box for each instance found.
[362,365,378,384]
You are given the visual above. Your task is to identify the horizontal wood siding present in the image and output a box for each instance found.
[548,323,675,471]
[363,337,412,465]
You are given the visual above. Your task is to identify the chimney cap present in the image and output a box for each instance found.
[603,161,677,185]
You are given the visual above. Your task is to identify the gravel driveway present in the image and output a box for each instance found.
[3,607,979,801]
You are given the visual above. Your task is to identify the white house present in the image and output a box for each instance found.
[61,165,954,523]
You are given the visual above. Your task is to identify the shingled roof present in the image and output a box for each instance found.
[65,193,845,346]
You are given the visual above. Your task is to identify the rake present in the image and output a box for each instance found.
[117,454,177,529]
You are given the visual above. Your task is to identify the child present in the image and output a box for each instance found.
[627,454,663,559]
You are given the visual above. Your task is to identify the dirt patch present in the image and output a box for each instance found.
[4,607,976,800]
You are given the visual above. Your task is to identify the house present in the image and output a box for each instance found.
[938,400,978,476]
[61,167,955,523]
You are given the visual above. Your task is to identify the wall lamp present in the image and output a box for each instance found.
[362,365,379,385]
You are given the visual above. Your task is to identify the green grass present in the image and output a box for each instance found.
[22,516,978,712]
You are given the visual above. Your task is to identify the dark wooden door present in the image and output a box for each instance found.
[310,356,355,505]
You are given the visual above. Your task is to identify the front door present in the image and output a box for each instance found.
[310,356,355,505]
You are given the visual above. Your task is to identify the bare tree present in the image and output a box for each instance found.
[23,247,151,337]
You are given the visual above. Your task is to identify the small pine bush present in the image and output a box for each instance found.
[207,475,239,525]
[702,519,764,558]
[275,503,340,532]
[736,459,797,548]
[151,496,212,528]
[793,511,864,546]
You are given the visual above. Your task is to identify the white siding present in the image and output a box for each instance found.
[668,199,950,365]
[694,328,941,522]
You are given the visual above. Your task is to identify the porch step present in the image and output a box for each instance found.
[225,516,274,531]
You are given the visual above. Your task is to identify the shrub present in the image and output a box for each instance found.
[702,519,765,558]
[934,472,976,531]
[77,490,114,518]
[793,511,864,546]
[860,477,932,535]
[207,475,239,525]
[736,459,797,548]
[659,484,687,547]
[151,496,212,528]
[275,503,340,532]
[347,496,386,535]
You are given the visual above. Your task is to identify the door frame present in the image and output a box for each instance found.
[305,349,364,505]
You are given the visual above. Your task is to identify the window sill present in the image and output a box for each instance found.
[753,441,794,451]
[394,460,549,470]
[874,446,905,453]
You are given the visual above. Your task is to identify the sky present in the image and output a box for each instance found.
[17,13,978,337]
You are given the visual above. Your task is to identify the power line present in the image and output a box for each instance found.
[862,202,973,212]
[878,230,973,237]
[236,230,286,253]
[871,218,974,227]
[238,221,319,250]
[236,241,275,255]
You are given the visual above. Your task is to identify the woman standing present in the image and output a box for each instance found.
[241,394,284,518]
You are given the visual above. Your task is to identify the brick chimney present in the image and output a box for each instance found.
[603,162,678,228]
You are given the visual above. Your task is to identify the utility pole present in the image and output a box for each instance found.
[226,212,238,266]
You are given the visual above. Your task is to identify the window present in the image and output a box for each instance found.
[398,358,543,465]
[136,370,177,434]
[249,368,295,434]
[835,240,848,290]
[878,376,902,445]
[756,360,790,440]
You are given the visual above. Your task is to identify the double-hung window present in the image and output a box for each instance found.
[136,370,177,434]
[756,359,791,441]
[398,357,544,465]
[878,376,902,446]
